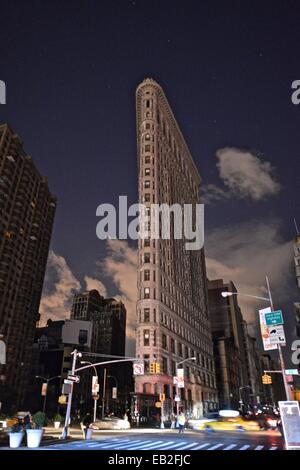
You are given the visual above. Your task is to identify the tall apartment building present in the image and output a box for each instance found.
[135,79,217,419]
[0,123,56,410]
[208,279,248,409]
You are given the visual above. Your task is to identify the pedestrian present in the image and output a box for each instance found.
[171,414,176,429]
[178,412,186,434]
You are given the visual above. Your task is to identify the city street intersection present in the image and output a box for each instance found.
[4,427,284,451]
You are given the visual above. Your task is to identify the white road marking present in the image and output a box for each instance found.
[98,439,142,449]
[223,444,237,450]
[207,443,224,450]
[174,442,199,450]
[125,440,162,450]
[254,445,264,450]
[239,445,251,450]
[191,443,210,450]
[269,446,278,450]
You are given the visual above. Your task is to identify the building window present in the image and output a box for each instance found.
[145,168,150,176]
[145,145,151,152]
[185,346,189,358]
[145,155,151,164]
[144,180,150,188]
[145,133,150,140]
[178,343,183,357]
[144,287,150,299]
[153,309,156,323]
[170,338,175,353]
[153,329,156,346]
[143,330,150,346]
[162,357,168,374]
[144,354,150,372]
[144,253,150,263]
[144,238,150,247]
[144,308,150,322]
[144,270,150,281]
[144,193,150,202]
[162,333,167,350]
[171,361,176,376]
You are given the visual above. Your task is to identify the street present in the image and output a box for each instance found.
[3,428,284,451]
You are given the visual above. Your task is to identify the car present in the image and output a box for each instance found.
[90,416,130,430]
[256,414,279,430]
[192,410,260,432]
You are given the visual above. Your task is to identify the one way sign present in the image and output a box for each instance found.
[67,374,80,383]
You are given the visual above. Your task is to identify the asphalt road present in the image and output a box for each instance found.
[6,428,284,451]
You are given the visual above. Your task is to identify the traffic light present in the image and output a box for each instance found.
[159,393,165,402]
[262,374,272,384]
[150,362,160,374]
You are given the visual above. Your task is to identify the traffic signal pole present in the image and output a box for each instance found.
[266,277,292,401]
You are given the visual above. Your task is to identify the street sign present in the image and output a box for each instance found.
[41,383,47,396]
[67,374,80,383]
[112,387,117,399]
[177,368,185,388]
[285,369,299,375]
[279,401,300,450]
[133,362,144,376]
[92,376,99,395]
[265,310,283,326]
[174,396,181,402]
[64,379,73,384]
[259,307,277,351]
[268,325,286,344]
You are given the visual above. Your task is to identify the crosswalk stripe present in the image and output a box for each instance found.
[126,440,162,450]
[207,443,224,450]
[254,445,264,450]
[98,439,142,449]
[154,441,188,450]
[239,445,250,450]
[269,447,278,450]
[138,440,175,450]
[192,443,210,450]
[175,442,199,450]
[223,444,237,450]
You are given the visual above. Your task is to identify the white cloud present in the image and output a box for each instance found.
[202,147,281,203]
[39,251,81,324]
[84,275,107,297]
[205,219,293,334]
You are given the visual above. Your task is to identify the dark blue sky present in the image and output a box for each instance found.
[1,0,299,360]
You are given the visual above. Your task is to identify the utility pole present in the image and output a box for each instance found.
[102,368,107,419]
[266,276,292,401]
[60,349,80,439]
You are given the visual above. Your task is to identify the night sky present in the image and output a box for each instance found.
[0,0,299,360]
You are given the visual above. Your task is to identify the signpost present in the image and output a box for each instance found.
[259,307,277,351]
[133,363,144,376]
[268,325,286,345]
[285,369,299,375]
[265,310,284,326]
[67,374,80,383]
[279,401,300,450]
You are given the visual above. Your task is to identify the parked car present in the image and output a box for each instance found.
[90,416,130,430]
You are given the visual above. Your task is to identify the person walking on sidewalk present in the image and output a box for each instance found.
[178,412,186,434]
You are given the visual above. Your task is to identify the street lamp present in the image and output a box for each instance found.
[175,357,196,417]
[35,375,61,415]
[80,361,98,423]
[221,276,292,401]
